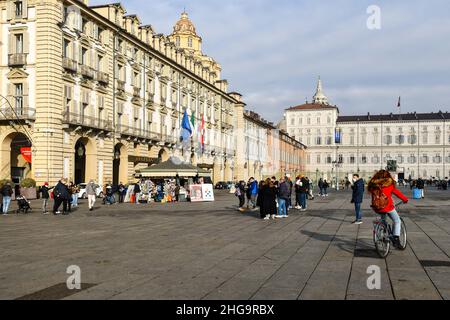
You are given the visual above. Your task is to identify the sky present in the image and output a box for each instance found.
[90,0,450,123]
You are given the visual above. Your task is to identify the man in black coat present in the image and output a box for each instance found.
[53,179,70,215]
[351,174,365,225]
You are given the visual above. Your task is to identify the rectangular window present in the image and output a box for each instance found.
[63,39,70,58]
[14,0,23,18]
[15,33,24,53]
[81,47,88,65]
[14,83,23,113]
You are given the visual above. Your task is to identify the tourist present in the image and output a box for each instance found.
[86,180,98,211]
[248,177,259,210]
[323,180,329,196]
[306,177,315,200]
[286,175,294,209]
[53,178,70,215]
[260,178,277,220]
[236,181,246,212]
[118,182,126,203]
[257,180,265,217]
[1,182,13,215]
[39,182,54,215]
[66,181,74,213]
[134,183,141,204]
[351,174,365,225]
[71,183,80,208]
[294,176,301,209]
[368,170,409,247]
[318,178,324,197]
[297,175,309,212]
[416,178,425,198]
[277,177,290,218]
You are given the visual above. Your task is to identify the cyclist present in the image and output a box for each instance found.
[368,170,409,247]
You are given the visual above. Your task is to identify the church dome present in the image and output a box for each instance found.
[173,12,197,35]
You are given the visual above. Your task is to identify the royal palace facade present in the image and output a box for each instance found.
[284,78,450,183]
[0,0,306,185]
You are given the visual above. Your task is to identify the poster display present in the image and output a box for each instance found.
[189,185,204,202]
[201,184,215,202]
[189,184,215,202]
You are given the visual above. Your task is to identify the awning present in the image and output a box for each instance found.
[135,157,211,178]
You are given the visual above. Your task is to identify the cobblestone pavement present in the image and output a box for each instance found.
[1,188,449,300]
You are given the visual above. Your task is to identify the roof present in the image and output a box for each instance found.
[337,111,450,123]
[287,103,338,111]
[135,157,211,178]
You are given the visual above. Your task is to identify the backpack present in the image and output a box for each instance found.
[370,188,389,212]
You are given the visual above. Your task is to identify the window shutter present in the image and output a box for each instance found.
[23,31,29,54]
[7,1,13,21]
[9,33,15,54]
[22,0,28,19]
[23,82,29,108]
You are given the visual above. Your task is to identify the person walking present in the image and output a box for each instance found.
[86,180,98,211]
[277,177,290,218]
[351,174,365,225]
[71,183,80,208]
[40,182,54,214]
[368,170,409,247]
[323,180,329,197]
[318,178,324,197]
[1,182,13,215]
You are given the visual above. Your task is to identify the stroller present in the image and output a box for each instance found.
[16,195,32,214]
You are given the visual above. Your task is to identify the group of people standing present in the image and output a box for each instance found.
[235,175,314,220]
[47,179,81,215]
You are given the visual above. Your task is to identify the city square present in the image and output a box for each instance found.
[1,0,450,308]
[1,188,449,300]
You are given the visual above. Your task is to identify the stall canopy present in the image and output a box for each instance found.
[135,157,211,178]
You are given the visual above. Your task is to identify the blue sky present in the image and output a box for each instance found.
[90,0,450,122]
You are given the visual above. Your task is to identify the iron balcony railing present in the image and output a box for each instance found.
[0,106,35,121]
[8,53,27,66]
[63,112,113,131]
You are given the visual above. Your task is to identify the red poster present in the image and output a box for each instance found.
[20,147,32,163]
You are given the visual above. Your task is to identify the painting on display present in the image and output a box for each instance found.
[189,185,204,202]
[201,184,215,202]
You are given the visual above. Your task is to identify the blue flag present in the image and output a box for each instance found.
[180,110,193,143]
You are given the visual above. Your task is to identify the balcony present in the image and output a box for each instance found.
[8,53,27,67]
[0,106,35,122]
[96,71,109,84]
[62,57,78,73]
[80,65,95,79]
[63,112,113,132]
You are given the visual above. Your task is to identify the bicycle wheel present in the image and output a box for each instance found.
[373,223,390,258]
[397,218,408,250]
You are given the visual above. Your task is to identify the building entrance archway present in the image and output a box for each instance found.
[0,132,32,183]
[74,137,97,184]
[113,143,128,185]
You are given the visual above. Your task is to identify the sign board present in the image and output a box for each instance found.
[189,185,204,202]
[189,184,215,202]
[20,147,32,163]
[201,184,215,202]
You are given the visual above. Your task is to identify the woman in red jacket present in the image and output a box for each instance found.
[368,170,409,247]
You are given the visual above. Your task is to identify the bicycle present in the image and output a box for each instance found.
[373,201,408,258]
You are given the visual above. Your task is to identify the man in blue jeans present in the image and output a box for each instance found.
[277,177,290,218]
[351,174,365,225]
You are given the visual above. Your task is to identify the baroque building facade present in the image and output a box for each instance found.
[284,78,450,183]
[0,0,306,186]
